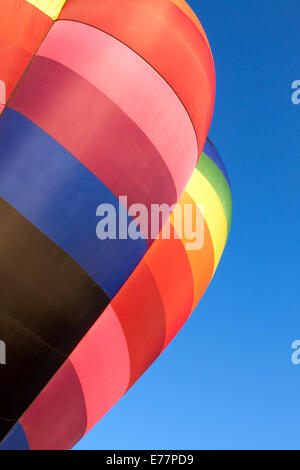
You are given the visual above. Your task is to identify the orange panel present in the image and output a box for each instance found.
[170,191,215,310]
[170,0,212,52]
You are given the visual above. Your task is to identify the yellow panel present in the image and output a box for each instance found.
[185,168,227,274]
[26,0,66,20]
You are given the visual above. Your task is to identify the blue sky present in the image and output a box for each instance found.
[75,0,300,450]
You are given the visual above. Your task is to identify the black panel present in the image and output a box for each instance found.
[0,197,109,438]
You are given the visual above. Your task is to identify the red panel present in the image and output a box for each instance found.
[0,0,52,54]
[0,37,31,104]
[0,0,52,112]
[59,0,215,158]
[112,260,166,388]
[145,229,194,349]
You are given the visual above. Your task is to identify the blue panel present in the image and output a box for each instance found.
[0,422,30,450]
[203,139,231,189]
[0,108,147,298]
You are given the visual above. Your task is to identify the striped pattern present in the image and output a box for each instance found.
[0,0,230,450]
[59,0,215,157]
[0,107,147,297]
[35,20,198,198]
[1,140,232,450]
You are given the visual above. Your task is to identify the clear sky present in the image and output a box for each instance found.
[75,0,300,450]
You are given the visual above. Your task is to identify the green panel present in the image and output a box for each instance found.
[197,152,232,239]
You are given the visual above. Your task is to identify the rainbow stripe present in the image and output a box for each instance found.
[0,0,231,450]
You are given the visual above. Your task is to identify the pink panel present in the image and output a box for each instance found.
[20,359,87,450]
[69,305,130,433]
[37,20,198,196]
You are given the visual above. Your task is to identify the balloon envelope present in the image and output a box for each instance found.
[0,0,230,450]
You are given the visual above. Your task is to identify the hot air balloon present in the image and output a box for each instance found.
[0,0,231,450]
